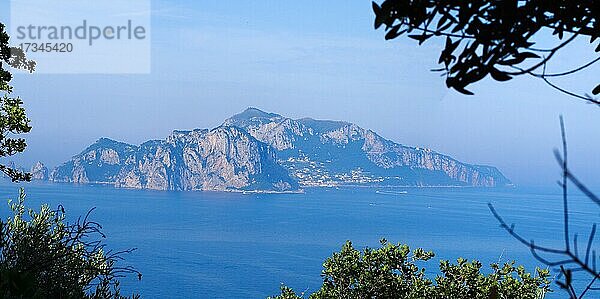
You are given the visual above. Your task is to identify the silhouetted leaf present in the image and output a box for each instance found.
[385,26,406,40]
[490,68,512,81]
[452,84,474,95]
[593,83,600,95]
[437,15,449,30]
[516,52,541,59]
[443,37,460,55]
[372,2,383,29]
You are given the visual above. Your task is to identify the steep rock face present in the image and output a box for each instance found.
[50,108,510,190]
[224,108,510,187]
[50,128,298,192]
[30,161,49,180]
[50,138,138,184]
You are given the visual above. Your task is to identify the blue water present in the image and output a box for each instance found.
[0,182,598,298]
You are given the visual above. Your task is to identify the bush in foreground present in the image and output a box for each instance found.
[270,240,550,299]
[0,189,140,298]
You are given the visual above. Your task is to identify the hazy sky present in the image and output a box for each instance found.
[2,0,600,187]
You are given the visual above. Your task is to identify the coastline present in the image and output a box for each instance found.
[13,179,514,194]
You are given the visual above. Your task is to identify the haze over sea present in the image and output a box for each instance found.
[0,181,596,298]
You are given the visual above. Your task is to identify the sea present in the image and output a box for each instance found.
[0,181,597,298]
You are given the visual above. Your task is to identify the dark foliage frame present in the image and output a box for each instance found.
[373,0,600,103]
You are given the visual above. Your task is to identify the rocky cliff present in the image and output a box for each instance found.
[50,108,510,190]
[223,108,510,187]
[30,161,49,180]
[50,127,298,192]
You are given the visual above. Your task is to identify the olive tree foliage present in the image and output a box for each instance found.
[372,0,600,103]
[269,240,550,299]
[0,22,35,182]
[0,189,141,298]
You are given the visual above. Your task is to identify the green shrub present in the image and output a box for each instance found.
[270,240,550,299]
[0,188,140,299]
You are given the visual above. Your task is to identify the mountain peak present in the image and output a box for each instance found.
[232,107,281,120]
[223,108,284,128]
[96,137,118,144]
[80,137,136,155]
